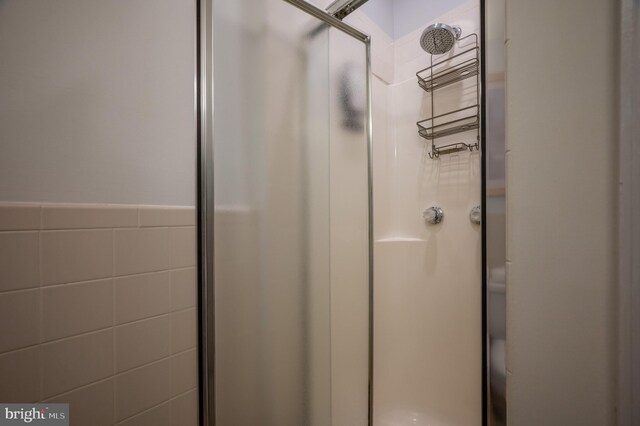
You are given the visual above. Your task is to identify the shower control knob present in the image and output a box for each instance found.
[469,205,481,225]
[423,206,444,225]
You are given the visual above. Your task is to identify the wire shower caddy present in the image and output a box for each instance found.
[416,33,480,159]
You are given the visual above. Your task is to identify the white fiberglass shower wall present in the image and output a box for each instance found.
[344,1,483,425]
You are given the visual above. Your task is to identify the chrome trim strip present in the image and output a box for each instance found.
[365,38,374,426]
[480,0,488,424]
[326,0,370,20]
[619,0,640,424]
[283,0,370,42]
[197,0,215,424]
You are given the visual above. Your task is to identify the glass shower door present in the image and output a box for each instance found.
[211,1,370,425]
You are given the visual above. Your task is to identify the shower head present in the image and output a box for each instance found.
[420,23,462,55]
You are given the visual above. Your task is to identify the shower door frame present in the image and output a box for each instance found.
[195,1,373,425]
[619,0,640,424]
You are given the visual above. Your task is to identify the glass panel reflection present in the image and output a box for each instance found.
[213,2,368,425]
[486,0,506,424]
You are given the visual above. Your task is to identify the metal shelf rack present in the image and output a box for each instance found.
[417,105,479,140]
[417,46,479,92]
[416,33,480,159]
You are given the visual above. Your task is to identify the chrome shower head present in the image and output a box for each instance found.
[420,23,462,55]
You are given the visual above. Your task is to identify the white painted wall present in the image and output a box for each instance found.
[505,0,618,424]
[0,0,196,206]
[393,0,469,39]
[360,0,395,38]
[359,0,469,40]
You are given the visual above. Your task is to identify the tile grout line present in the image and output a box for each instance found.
[0,322,197,362]
[0,343,40,357]
[169,247,174,424]
[0,265,197,296]
[0,201,195,207]
[112,264,176,279]
[113,395,170,425]
[0,305,198,357]
[0,224,195,234]
[112,225,117,426]
[0,223,195,233]
[32,277,117,292]
[112,385,198,426]
[39,225,139,232]
[116,351,181,377]
[114,311,172,331]
[40,348,198,403]
[42,377,113,403]
[0,285,41,296]
[38,204,44,403]
[169,386,197,402]
[171,346,197,359]
[37,325,119,348]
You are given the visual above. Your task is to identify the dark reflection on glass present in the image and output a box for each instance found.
[338,63,366,131]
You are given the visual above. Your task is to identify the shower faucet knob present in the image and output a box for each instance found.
[469,205,481,225]
[423,206,444,225]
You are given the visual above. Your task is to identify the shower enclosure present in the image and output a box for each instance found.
[198,0,495,424]
[198,0,372,424]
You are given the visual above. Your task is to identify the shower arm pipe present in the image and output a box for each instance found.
[326,0,370,20]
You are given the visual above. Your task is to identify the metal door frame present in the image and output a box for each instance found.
[618,0,640,424]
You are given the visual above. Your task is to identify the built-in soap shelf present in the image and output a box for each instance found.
[416,33,480,159]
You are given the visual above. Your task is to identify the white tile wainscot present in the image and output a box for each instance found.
[0,202,198,426]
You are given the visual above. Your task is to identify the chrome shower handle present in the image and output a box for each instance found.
[469,205,481,225]
[423,206,444,225]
